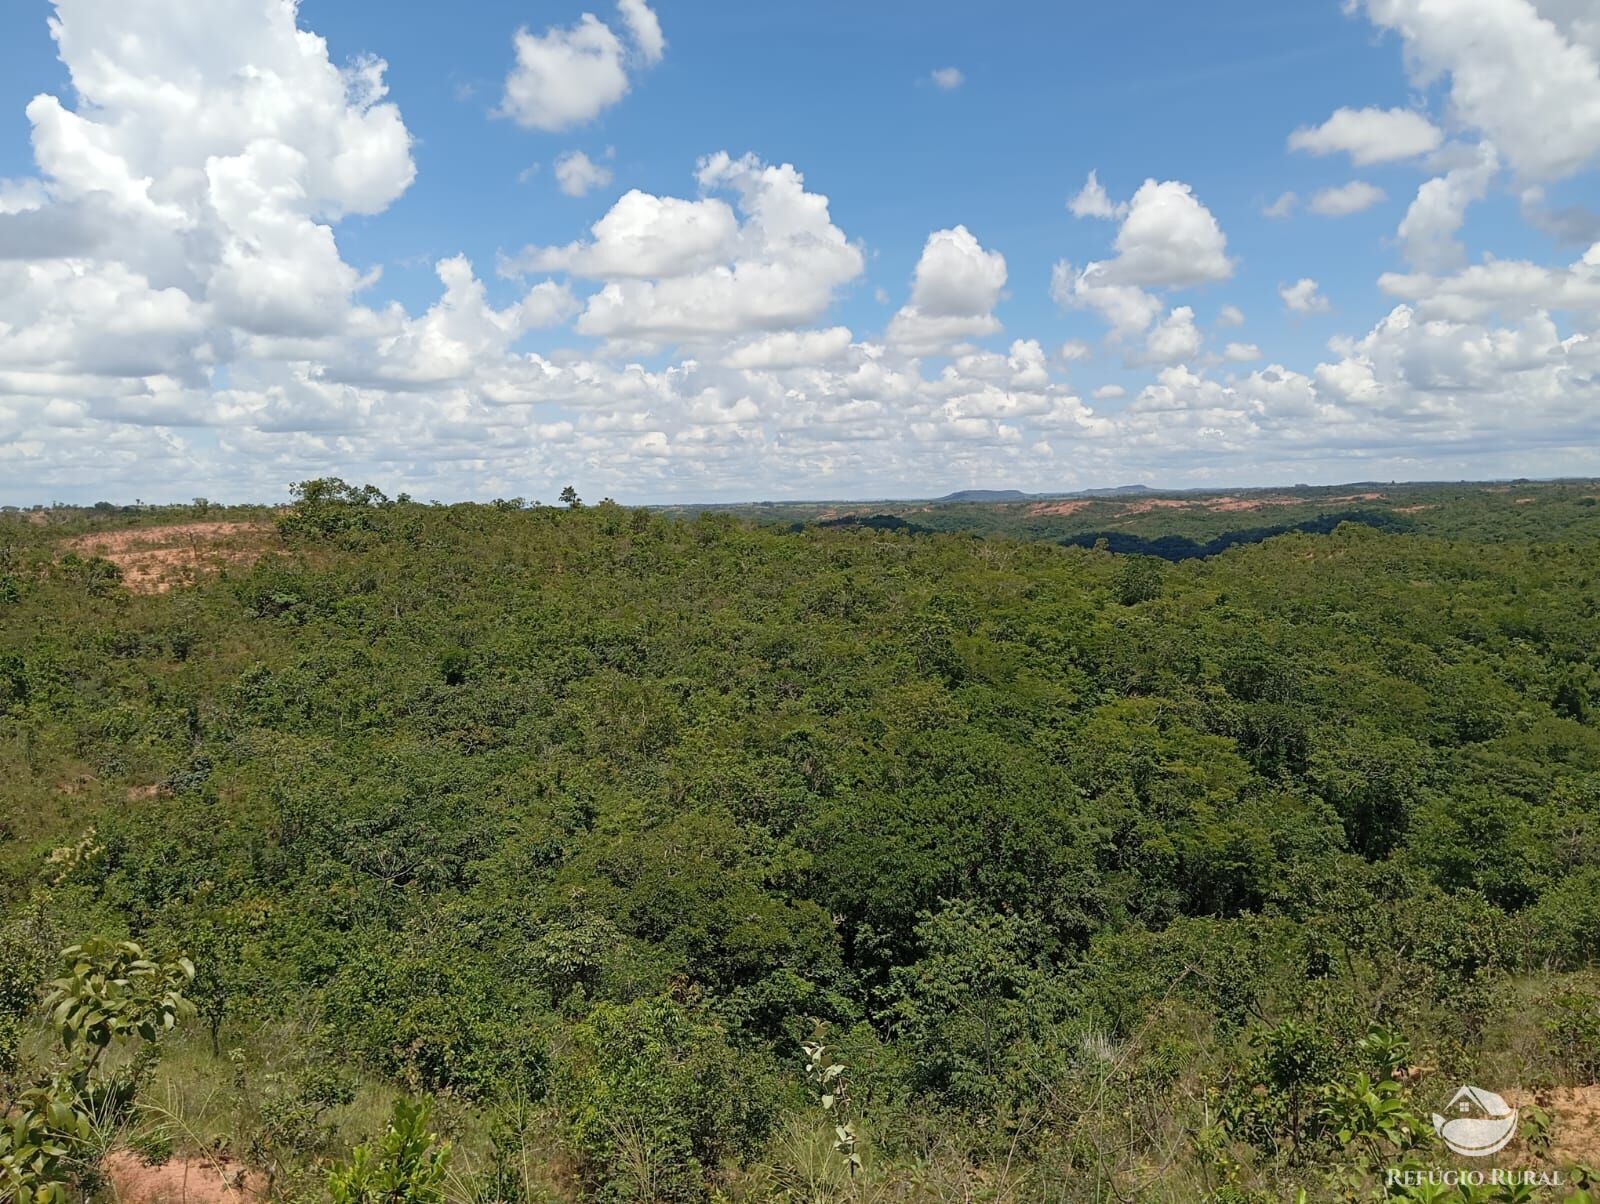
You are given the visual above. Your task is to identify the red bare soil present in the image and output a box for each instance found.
[1506,1086,1600,1167]
[1205,492,1382,513]
[1026,500,1092,517]
[1121,499,1197,515]
[103,1151,263,1204]
[60,522,276,594]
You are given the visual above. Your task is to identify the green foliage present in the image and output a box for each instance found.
[1321,1072,1423,1156]
[321,940,548,1099]
[50,553,122,597]
[7,483,1600,1202]
[1540,989,1600,1083]
[0,913,56,1082]
[556,997,774,1202]
[1220,1020,1342,1160]
[0,1085,96,1204]
[327,1098,451,1204]
[1526,870,1600,970]
[46,938,194,1055]
[279,477,394,540]
[800,1026,859,1175]
[249,1061,356,1171]
[1114,554,1164,605]
[0,941,194,1204]
[883,900,1066,1110]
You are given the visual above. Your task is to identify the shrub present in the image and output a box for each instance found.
[328,1098,451,1204]
[0,940,194,1204]
[556,996,776,1203]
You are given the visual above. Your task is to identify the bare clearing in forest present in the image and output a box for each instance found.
[1205,492,1383,513]
[1207,495,1294,512]
[1026,500,1093,516]
[61,521,277,594]
[1122,498,1198,515]
[1052,490,1389,518]
[104,1150,262,1204]
[1507,1086,1600,1167]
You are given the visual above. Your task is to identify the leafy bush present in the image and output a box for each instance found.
[1541,989,1600,1084]
[556,997,776,1203]
[328,1098,451,1204]
[0,940,194,1204]
[884,900,1068,1111]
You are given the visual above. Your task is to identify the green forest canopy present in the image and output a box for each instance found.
[1,480,1599,1202]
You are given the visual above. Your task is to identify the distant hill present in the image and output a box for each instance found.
[937,489,1030,503]
[1078,484,1154,496]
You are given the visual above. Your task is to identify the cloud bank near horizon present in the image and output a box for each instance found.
[1,0,1600,504]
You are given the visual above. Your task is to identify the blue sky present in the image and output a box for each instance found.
[1,0,1598,503]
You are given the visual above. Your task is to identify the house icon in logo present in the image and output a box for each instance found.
[1433,1085,1519,1157]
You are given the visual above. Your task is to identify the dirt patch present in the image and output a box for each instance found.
[1026,500,1093,517]
[56,775,96,796]
[1397,504,1436,514]
[1206,495,1300,512]
[126,784,172,802]
[1515,497,1536,505]
[1200,491,1381,514]
[1506,1086,1600,1166]
[1121,499,1197,515]
[60,522,276,594]
[103,1151,262,1204]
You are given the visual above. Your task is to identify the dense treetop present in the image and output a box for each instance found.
[1,482,1598,1202]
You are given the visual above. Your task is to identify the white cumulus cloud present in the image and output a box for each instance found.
[7,0,1600,506]
[1351,0,1600,180]
[1096,180,1234,288]
[554,150,614,197]
[1140,306,1203,365]
[721,327,855,369]
[1069,170,1125,220]
[3,0,417,369]
[499,1,664,132]
[888,225,1008,354]
[511,188,740,279]
[519,152,865,344]
[617,0,666,64]
[1397,143,1500,271]
[1281,278,1331,313]
[1309,180,1387,217]
[1054,178,1232,339]
[1289,106,1442,165]
[1378,242,1600,322]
